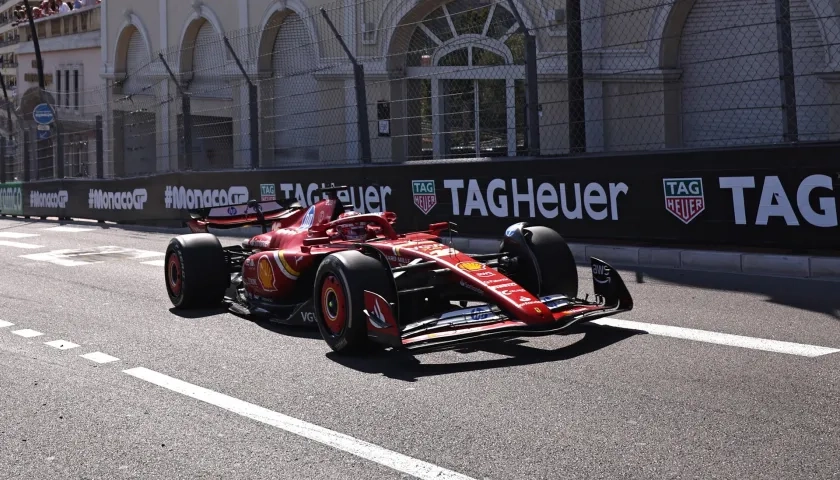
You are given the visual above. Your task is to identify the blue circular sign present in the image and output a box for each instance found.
[33,103,54,125]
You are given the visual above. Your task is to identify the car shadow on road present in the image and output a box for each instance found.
[326,324,643,382]
[168,306,230,319]
[624,266,840,320]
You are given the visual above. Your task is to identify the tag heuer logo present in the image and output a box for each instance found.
[663,178,705,224]
[412,180,437,215]
[260,184,276,201]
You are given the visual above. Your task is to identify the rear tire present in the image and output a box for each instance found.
[313,251,396,355]
[501,226,578,298]
[165,233,229,309]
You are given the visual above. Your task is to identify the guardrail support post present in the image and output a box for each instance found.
[775,0,799,142]
[23,129,30,182]
[159,53,193,170]
[320,8,372,164]
[95,115,104,179]
[223,36,260,169]
[566,0,586,154]
[507,0,541,156]
[1,137,6,184]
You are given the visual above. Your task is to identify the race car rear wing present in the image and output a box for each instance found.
[186,198,303,233]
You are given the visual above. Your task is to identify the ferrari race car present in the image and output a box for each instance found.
[163,186,634,354]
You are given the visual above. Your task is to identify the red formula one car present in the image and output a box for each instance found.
[164,186,634,354]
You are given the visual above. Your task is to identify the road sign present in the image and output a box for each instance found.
[37,128,50,140]
[33,103,54,125]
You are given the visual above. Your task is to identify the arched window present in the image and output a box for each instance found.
[402,0,527,160]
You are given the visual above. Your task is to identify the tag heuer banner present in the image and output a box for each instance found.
[0,182,23,216]
[6,141,840,252]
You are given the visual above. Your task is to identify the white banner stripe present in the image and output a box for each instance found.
[591,318,840,357]
[123,367,476,480]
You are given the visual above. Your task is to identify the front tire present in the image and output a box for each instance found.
[165,233,229,309]
[313,251,396,355]
[501,226,578,298]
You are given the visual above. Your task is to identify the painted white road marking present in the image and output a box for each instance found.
[141,259,165,267]
[131,251,165,259]
[124,367,477,480]
[0,320,14,328]
[45,340,80,350]
[0,240,43,249]
[44,226,95,233]
[0,232,39,239]
[20,250,96,267]
[81,352,120,364]
[592,318,840,357]
[12,329,43,338]
[21,247,165,267]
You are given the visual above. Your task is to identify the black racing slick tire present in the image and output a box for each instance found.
[164,233,229,309]
[502,226,578,299]
[313,251,396,355]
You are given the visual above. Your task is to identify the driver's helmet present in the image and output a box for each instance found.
[335,211,369,241]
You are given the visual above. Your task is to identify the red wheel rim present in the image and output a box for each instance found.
[321,274,346,335]
[167,254,182,296]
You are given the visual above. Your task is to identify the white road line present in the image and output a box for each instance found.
[80,352,120,364]
[45,340,80,350]
[140,259,165,267]
[11,329,44,338]
[0,320,14,328]
[124,367,476,480]
[0,232,39,239]
[592,318,840,357]
[0,240,43,249]
[44,226,95,233]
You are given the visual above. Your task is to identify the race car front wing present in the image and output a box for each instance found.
[364,257,634,353]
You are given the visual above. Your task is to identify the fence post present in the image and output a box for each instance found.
[23,129,30,182]
[0,137,6,184]
[56,130,64,179]
[320,8,372,164]
[506,0,541,156]
[566,0,586,153]
[95,115,104,179]
[159,53,193,170]
[23,0,63,175]
[222,36,260,169]
[775,0,798,142]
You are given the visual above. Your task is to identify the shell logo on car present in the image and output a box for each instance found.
[457,261,486,272]
[258,256,277,291]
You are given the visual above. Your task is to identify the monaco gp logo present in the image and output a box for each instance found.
[412,180,437,215]
[663,178,705,224]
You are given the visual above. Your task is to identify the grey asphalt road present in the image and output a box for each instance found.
[1,217,839,480]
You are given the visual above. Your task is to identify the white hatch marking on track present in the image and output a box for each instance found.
[141,259,165,267]
[81,352,120,364]
[44,226,95,233]
[20,250,97,267]
[592,318,840,357]
[11,329,44,338]
[0,232,40,239]
[124,367,477,480]
[0,240,43,249]
[45,340,80,350]
[0,320,14,328]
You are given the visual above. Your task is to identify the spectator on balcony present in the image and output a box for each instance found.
[73,0,81,9]
[59,1,70,14]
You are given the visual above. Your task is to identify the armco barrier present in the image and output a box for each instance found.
[4,142,840,253]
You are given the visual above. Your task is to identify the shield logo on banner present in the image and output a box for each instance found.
[412,180,437,215]
[663,178,705,224]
